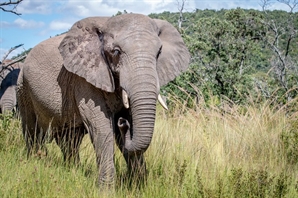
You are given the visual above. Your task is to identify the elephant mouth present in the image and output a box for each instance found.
[121,89,168,110]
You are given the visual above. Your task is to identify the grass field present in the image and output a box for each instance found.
[1,100,298,197]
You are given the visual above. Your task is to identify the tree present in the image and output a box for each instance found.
[0,0,23,15]
[177,0,187,31]
[260,0,298,102]
[172,9,265,105]
[155,8,298,108]
[114,10,128,16]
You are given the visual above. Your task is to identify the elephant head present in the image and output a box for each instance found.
[59,14,190,155]
[0,61,21,114]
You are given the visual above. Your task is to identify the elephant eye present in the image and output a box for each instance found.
[112,47,121,57]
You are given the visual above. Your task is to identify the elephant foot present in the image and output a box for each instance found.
[98,181,116,196]
[26,141,48,159]
[34,149,47,159]
[98,175,115,189]
[97,157,116,192]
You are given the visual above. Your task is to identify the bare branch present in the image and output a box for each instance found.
[260,0,273,12]
[285,35,293,57]
[0,55,26,73]
[277,0,298,12]
[176,0,187,30]
[0,0,23,15]
[259,0,298,101]
[1,44,24,63]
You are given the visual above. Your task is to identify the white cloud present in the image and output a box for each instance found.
[58,1,118,17]
[192,0,296,11]
[0,21,10,28]
[0,48,7,60]
[14,18,45,29]
[193,1,254,10]
[17,0,53,14]
[49,21,72,31]
[143,0,175,12]
[0,19,44,29]
[56,0,187,17]
[265,1,293,11]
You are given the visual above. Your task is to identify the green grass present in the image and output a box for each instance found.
[1,100,298,197]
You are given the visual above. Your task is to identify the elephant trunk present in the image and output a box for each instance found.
[125,91,156,154]
[121,65,158,155]
[0,87,17,113]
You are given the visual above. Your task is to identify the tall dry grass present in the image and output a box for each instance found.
[0,95,297,197]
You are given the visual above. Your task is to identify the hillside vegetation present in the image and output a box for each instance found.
[149,8,298,108]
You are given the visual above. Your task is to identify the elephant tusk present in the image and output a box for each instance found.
[122,89,129,109]
[158,94,168,110]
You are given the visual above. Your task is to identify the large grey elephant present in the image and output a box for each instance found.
[0,60,21,114]
[17,14,190,187]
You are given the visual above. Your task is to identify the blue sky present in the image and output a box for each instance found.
[0,0,291,59]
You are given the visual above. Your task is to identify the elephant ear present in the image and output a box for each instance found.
[154,19,190,87]
[58,17,114,92]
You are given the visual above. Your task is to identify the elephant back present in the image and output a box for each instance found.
[23,34,66,79]
[21,33,80,128]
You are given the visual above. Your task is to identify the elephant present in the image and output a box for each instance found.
[0,60,21,114]
[17,13,190,188]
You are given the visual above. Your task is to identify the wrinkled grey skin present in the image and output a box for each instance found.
[0,62,21,114]
[17,14,190,187]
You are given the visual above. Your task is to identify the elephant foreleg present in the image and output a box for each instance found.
[117,117,147,184]
[54,126,86,165]
[78,100,116,189]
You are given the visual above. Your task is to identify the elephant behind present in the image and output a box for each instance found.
[17,14,190,188]
[0,60,21,114]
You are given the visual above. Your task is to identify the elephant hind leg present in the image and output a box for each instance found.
[24,127,48,158]
[21,113,47,158]
[18,81,47,157]
[54,126,86,165]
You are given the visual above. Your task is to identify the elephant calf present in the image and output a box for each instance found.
[17,13,190,188]
[0,60,21,114]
